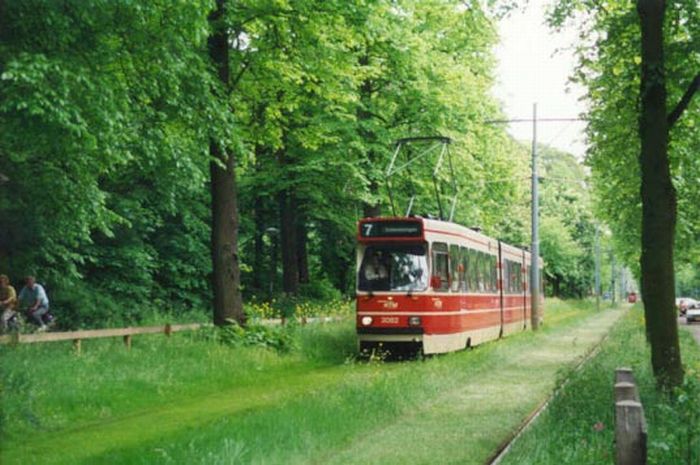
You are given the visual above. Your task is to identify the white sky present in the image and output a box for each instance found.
[493,1,588,158]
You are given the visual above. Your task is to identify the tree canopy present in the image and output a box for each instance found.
[0,0,597,328]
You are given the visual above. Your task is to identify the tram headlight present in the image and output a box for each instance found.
[408,316,422,327]
[361,316,373,326]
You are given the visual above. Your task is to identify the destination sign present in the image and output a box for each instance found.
[360,221,422,238]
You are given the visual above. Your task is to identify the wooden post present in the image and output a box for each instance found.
[164,324,172,337]
[73,338,81,355]
[615,400,647,465]
[614,382,639,403]
[615,367,635,384]
[123,334,132,350]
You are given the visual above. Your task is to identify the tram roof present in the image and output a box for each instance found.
[358,216,543,266]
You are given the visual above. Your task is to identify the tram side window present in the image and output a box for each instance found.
[523,264,528,292]
[482,252,489,292]
[460,247,469,291]
[477,252,488,292]
[484,252,494,293]
[450,245,461,292]
[514,262,522,293]
[473,251,482,292]
[491,255,498,292]
[432,242,449,291]
[505,260,516,294]
[486,254,495,292]
[466,250,475,292]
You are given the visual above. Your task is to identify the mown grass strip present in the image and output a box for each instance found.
[499,307,700,465]
[1,300,623,465]
[317,308,625,465]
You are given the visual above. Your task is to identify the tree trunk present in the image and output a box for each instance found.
[637,0,682,388]
[278,187,299,295]
[208,0,245,326]
[297,215,309,285]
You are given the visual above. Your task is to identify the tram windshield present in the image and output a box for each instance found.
[358,244,428,292]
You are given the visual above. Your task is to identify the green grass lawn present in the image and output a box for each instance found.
[499,306,700,465]
[1,299,624,465]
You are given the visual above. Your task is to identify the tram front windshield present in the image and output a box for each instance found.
[358,244,428,292]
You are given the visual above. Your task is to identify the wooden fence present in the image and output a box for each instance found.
[614,367,647,465]
[0,316,342,353]
[0,323,203,353]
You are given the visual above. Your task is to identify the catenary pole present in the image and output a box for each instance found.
[482,112,585,330]
[611,250,616,306]
[530,103,541,329]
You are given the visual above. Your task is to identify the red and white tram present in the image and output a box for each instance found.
[356,216,544,355]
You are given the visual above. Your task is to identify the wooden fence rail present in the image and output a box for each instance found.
[0,316,343,352]
[0,323,204,353]
[614,367,647,465]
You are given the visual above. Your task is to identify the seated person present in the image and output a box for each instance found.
[364,252,389,281]
[18,276,50,331]
[0,274,18,331]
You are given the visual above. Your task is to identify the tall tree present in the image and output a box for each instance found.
[208,0,244,325]
[550,0,699,388]
[637,0,698,388]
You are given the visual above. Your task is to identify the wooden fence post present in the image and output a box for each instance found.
[614,382,638,403]
[164,324,172,337]
[123,334,132,350]
[615,367,635,384]
[615,400,647,465]
[73,338,81,355]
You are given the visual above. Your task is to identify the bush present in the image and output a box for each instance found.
[50,282,136,329]
[298,278,344,301]
[216,320,296,353]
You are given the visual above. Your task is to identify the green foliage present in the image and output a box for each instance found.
[538,145,597,297]
[0,0,586,327]
[547,0,700,276]
[0,0,221,324]
[215,320,296,353]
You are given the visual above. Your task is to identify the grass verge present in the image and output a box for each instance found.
[499,306,700,465]
[1,299,622,465]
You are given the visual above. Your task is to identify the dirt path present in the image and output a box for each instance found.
[319,308,626,465]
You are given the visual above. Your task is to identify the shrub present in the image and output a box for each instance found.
[217,320,296,353]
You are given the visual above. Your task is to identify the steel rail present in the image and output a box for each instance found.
[484,315,619,465]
